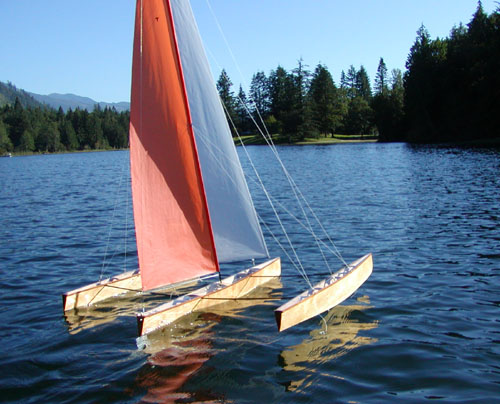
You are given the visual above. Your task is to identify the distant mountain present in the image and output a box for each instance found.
[30,92,130,112]
[0,80,129,112]
[0,81,45,109]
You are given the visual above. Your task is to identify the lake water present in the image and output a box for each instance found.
[1,143,499,403]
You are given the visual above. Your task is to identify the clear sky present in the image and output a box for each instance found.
[0,0,496,103]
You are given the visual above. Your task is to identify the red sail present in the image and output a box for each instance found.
[129,0,218,291]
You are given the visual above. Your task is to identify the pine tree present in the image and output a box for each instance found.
[355,65,372,101]
[216,69,236,131]
[345,65,358,99]
[268,65,288,125]
[309,64,337,135]
[249,71,269,117]
[0,120,13,153]
[374,57,389,95]
[234,85,251,135]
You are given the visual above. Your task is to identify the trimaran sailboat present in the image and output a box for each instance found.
[62,0,372,336]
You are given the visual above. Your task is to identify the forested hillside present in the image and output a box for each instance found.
[0,82,44,109]
[0,99,129,154]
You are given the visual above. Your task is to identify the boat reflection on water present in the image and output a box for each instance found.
[279,295,378,393]
[131,312,222,403]
[129,278,282,403]
[62,279,201,335]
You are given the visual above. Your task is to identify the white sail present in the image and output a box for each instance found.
[171,0,268,263]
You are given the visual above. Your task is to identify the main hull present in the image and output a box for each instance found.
[137,257,281,336]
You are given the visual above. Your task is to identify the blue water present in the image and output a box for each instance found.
[1,143,499,403]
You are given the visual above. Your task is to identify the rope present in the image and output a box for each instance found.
[99,150,130,281]
[222,102,314,290]
[123,164,130,273]
[203,0,349,274]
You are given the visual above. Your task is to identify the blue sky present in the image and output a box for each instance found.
[0,0,496,103]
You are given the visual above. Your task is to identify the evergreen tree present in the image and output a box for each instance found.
[374,57,389,95]
[249,71,269,118]
[60,120,79,150]
[35,120,61,152]
[268,65,288,125]
[234,85,251,134]
[0,120,13,153]
[371,67,405,142]
[19,129,35,152]
[404,25,447,141]
[279,60,313,141]
[344,96,373,135]
[355,65,372,101]
[5,98,29,149]
[216,69,236,134]
[309,64,337,135]
[340,70,348,90]
[345,65,358,99]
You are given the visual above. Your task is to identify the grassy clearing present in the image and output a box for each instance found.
[235,134,378,146]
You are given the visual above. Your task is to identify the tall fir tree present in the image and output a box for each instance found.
[216,69,237,135]
[309,64,338,135]
[374,57,389,95]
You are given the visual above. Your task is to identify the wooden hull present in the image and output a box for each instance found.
[274,253,373,332]
[137,257,281,336]
[62,270,142,311]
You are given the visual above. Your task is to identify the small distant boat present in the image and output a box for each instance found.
[1,152,12,157]
[62,0,372,337]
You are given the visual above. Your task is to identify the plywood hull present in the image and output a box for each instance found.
[137,257,281,336]
[275,253,372,332]
[62,270,142,311]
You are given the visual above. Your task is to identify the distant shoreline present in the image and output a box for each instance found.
[5,137,500,157]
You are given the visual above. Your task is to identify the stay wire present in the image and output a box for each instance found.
[203,0,348,270]
[99,150,130,282]
[221,101,314,290]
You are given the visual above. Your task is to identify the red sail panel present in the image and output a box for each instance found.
[129,0,218,291]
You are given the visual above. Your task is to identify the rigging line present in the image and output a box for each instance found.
[231,93,334,274]
[204,0,250,90]
[221,103,314,290]
[206,0,320,249]
[202,11,347,269]
[99,149,129,281]
[244,104,341,270]
[226,85,339,273]
[247,175,347,261]
[250,99,348,268]
[215,65,335,272]
[204,0,346,275]
[231,75,348,270]
[123,164,130,273]
[257,213,305,283]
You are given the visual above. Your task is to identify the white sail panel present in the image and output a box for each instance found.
[170,0,268,262]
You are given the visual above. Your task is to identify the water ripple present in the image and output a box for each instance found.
[1,145,499,402]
